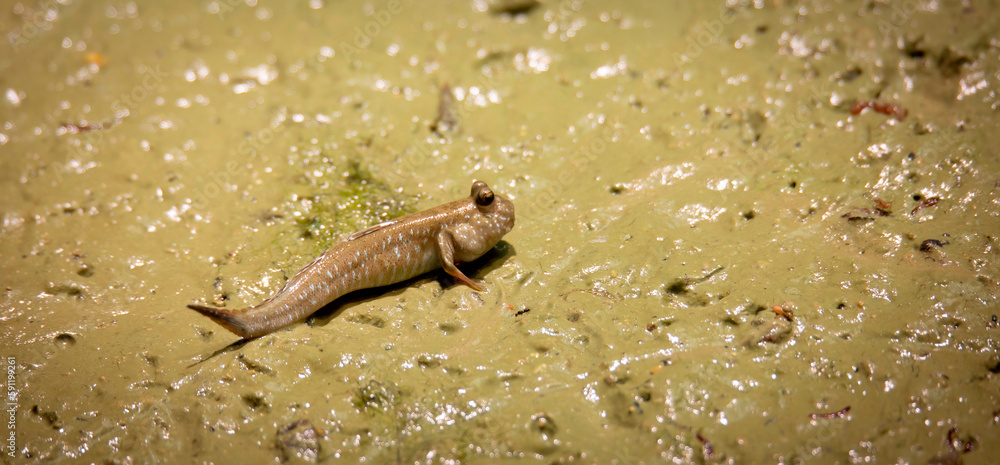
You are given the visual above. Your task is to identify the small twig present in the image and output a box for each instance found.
[850,99,908,119]
[910,197,939,215]
[808,406,850,419]
[696,432,714,458]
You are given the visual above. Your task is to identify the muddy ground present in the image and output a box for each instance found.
[1,0,998,463]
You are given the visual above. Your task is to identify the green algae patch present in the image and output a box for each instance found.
[351,379,400,414]
[287,159,415,252]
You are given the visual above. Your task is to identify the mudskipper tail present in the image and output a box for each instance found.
[187,304,256,339]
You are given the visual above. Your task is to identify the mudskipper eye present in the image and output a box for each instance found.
[476,189,495,206]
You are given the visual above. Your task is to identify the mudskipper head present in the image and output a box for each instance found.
[472,180,515,234]
[453,180,515,261]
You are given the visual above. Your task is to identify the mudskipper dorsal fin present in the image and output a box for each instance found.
[346,219,397,241]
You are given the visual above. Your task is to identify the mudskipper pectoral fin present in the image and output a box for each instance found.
[434,230,485,292]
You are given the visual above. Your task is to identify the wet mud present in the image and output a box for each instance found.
[1,1,998,463]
